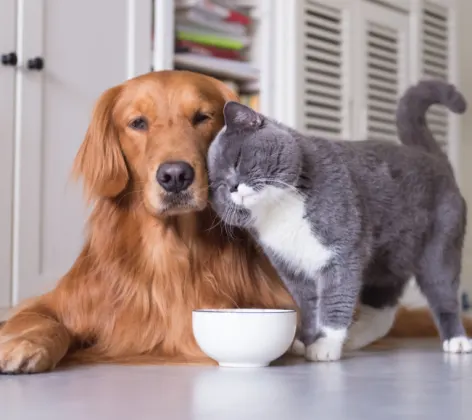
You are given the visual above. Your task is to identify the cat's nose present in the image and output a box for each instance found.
[229,183,239,193]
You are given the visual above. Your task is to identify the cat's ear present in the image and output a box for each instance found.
[223,101,262,129]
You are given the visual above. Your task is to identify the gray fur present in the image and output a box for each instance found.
[208,80,468,347]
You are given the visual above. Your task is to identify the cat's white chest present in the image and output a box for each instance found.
[249,187,333,276]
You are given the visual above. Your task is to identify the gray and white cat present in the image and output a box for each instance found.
[208,80,471,362]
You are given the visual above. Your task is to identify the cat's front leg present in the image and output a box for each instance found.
[289,295,319,357]
[276,278,310,357]
[305,265,361,362]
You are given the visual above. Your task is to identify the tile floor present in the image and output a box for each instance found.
[1,339,471,420]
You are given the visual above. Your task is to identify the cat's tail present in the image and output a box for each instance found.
[396,79,467,156]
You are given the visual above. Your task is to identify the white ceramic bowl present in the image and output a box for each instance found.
[192,309,297,368]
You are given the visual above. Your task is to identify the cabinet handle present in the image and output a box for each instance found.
[26,57,44,71]
[1,52,18,66]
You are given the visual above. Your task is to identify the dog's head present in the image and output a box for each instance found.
[73,70,238,216]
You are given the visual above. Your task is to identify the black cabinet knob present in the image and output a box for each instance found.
[26,57,44,71]
[1,52,17,66]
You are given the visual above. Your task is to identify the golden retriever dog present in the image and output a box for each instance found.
[0,70,470,373]
[0,71,294,373]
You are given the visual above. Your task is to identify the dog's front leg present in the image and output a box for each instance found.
[0,295,71,374]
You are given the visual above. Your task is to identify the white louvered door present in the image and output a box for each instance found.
[300,0,352,140]
[421,1,451,153]
[356,2,409,142]
[285,0,458,151]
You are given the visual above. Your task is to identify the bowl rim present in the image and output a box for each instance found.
[192,308,296,314]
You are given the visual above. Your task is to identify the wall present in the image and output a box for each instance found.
[457,0,472,297]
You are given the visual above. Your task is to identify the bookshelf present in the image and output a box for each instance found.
[152,0,273,114]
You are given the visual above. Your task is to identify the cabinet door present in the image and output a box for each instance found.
[354,1,409,142]
[0,0,16,309]
[12,0,152,303]
[420,2,453,156]
[275,0,353,139]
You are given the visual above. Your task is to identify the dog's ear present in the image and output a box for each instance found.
[73,85,128,200]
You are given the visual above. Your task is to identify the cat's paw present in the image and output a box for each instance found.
[288,339,305,357]
[442,336,472,353]
[305,337,343,362]
[305,329,346,362]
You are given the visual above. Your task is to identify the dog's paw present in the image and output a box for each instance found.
[443,336,472,354]
[305,335,344,362]
[288,339,305,357]
[0,338,55,374]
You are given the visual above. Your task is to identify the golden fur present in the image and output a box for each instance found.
[388,307,472,338]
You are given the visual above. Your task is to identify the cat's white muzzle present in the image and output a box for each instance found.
[230,184,258,207]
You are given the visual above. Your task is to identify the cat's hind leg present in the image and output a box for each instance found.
[344,275,407,351]
[289,339,305,356]
[415,207,471,353]
[345,305,397,351]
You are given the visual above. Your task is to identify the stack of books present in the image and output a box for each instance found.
[174,0,259,85]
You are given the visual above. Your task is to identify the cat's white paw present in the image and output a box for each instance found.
[289,339,305,356]
[306,338,343,362]
[443,336,472,353]
[305,328,346,362]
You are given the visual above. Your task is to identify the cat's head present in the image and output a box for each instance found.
[208,101,302,228]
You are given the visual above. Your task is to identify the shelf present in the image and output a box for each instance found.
[174,53,259,82]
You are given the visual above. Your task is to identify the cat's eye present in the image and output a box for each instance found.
[192,111,210,125]
[129,117,148,131]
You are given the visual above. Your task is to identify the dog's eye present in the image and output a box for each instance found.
[129,117,148,131]
[192,112,210,125]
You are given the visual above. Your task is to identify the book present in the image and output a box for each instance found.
[176,8,247,37]
[174,53,259,81]
[176,24,250,50]
[175,40,244,60]
[175,0,251,26]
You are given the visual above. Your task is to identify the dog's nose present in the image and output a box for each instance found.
[156,161,195,193]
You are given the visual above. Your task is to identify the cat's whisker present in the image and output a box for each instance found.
[256,177,305,199]
[222,207,235,240]
[228,208,239,240]
[207,212,226,233]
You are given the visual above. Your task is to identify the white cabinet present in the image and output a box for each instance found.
[274,0,458,151]
[298,0,352,139]
[420,1,457,158]
[0,0,16,309]
[0,0,152,311]
[356,1,410,142]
